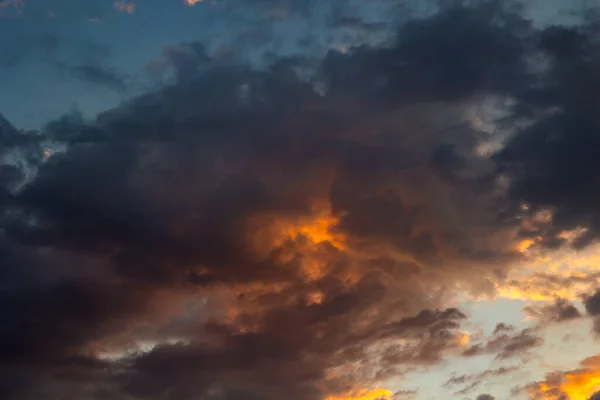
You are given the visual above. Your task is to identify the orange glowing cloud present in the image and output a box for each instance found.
[281,201,345,250]
[284,214,344,248]
[252,201,344,250]
[529,356,600,400]
[457,331,471,347]
[248,200,348,281]
[306,290,325,305]
[492,235,600,302]
[185,0,203,5]
[518,238,540,254]
[494,269,600,302]
[281,207,345,281]
[495,284,582,302]
[326,388,393,400]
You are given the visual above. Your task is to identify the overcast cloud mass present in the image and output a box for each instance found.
[4,1,600,399]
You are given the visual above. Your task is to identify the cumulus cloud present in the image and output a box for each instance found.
[3,0,600,399]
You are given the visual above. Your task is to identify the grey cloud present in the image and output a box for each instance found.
[523,299,582,323]
[463,327,543,360]
[585,290,600,316]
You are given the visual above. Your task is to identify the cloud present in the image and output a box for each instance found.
[585,291,600,316]
[445,366,519,394]
[523,299,582,323]
[527,355,600,400]
[462,327,543,360]
[4,0,600,399]
[0,113,19,143]
[321,0,530,103]
[580,290,600,335]
[494,12,600,253]
[496,271,600,302]
[325,388,393,400]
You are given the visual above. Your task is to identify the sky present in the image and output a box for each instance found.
[5,0,600,399]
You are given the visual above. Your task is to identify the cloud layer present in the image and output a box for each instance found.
[3,1,600,399]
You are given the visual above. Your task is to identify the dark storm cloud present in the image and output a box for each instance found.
[3,0,597,399]
[115,304,468,400]
[321,0,530,103]
[495,9,600,251]
[0,266,148,363]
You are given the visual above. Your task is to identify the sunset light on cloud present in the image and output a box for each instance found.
[3,1,600,400]
[326,388,393,400]
[529,356,600,400]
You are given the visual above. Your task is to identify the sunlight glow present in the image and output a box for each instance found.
[530,356,600,400]
[326,388,393,400]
